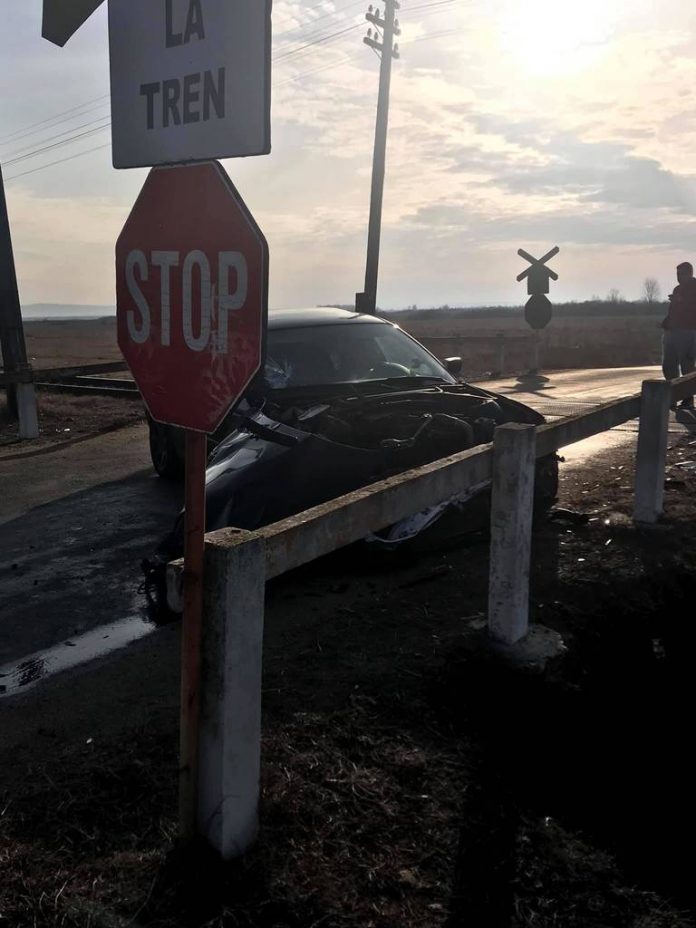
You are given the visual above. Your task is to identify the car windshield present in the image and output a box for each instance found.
[264,322,454,389]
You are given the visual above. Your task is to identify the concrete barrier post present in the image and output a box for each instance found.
[634,379,671,524]
[198,528,266,859]
[17,381,39,439]
[488,423,536,644]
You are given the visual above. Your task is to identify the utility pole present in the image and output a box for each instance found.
[0,164,39,437]
[355,1,400,316]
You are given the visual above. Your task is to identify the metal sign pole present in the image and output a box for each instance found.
[0,165,38,436]
[179,429,207,840]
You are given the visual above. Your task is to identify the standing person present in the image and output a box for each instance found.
[662,261,696,409]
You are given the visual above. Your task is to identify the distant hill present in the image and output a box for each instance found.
[323,300,667,319]
[22,304,115,320]
[388,300,668,320]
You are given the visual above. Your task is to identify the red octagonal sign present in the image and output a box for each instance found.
[116,161,268,433]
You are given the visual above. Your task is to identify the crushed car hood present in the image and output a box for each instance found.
[156,381,549,561]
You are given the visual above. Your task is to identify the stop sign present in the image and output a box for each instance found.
[116,161,268,432]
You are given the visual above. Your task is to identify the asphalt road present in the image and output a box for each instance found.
[0,424,182,668]
[484,365,694,466]
[0,366,690,676]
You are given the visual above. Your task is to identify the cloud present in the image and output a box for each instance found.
[461,125,696,214]
[7,0,696,308]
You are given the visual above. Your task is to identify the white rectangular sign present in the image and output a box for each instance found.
[108,0,271,169]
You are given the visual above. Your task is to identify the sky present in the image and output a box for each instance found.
[2,0,696,309]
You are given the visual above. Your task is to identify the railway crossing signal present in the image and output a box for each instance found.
[517,246,559,330]
[42,0,104,46]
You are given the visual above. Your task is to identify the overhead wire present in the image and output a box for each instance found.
[274,17,361,55]
[271,0,366,32]
[3,16,366,168]
[274,21,364,62]
[274,0,367,45]
[0,94,109,147]
[2,115,112,161]
[5,143,111,181]
[2,122,112,168]
[405,0,456,12]
[3,3,463,181]
[406,27,458,42]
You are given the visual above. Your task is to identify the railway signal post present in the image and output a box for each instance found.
[517,245,560,373]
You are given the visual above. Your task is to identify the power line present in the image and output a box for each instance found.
[277,24,459,87]
[3,0,442,157]
[272,0,364,31]
[2,0,459,148]
[274,0,366,40]
[0,101,110,153]
[3,6,462,182]
[276,55,353,87]
[4,143,111,182]
[4,21,361,169]
[407,0,457,11]
[275,22,364,62]
[406,27,458,43]
[0,95,109,147]
[0,8,363,153]
[2,122,111,169]
[1,115,112,162]
[2,18,365,161]
[274,17,361,55]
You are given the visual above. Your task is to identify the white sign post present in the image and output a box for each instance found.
[108,0,271,169]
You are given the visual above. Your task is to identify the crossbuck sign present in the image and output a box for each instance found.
[108,0,271,168]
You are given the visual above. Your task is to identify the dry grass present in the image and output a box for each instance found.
[1,698,691,927]
[0,391,143,448]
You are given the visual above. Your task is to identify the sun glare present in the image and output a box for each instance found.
[500,0,617,77]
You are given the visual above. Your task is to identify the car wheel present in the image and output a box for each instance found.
[149,421,184,480]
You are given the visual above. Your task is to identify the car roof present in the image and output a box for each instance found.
[267,308,392,329]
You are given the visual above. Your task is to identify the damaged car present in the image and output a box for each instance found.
[148,308,557,578]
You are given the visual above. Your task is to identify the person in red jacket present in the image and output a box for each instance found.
[662,261,696,408]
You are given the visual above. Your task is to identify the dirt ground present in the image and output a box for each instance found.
[0,318,142,453]
[0,391,144,453]
[1,432,696,926]
[23,318,121,368]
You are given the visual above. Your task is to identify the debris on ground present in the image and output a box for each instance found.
[0,393,144,452]
[546,507,590,525]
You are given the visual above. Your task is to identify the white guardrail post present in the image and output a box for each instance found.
[634,379,672,524]
[198,528,266,859]
[17,381,39,439]
[488,423,537,644]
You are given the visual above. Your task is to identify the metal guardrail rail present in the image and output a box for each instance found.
[167,370,696,860]
[0,361,129,386]
[2,361,138,398]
